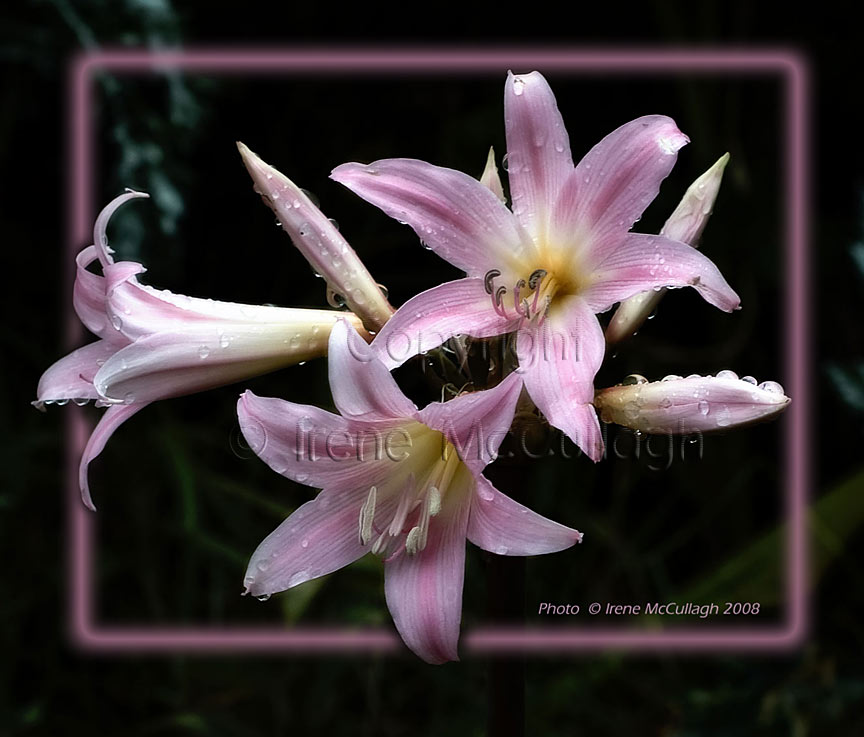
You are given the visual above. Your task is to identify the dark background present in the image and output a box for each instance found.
[2,3,862,735]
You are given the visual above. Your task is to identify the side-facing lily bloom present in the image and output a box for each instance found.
[593,372,790,434]
[238,319,582,664]
[35,190,369,510]
[331,71,740,462]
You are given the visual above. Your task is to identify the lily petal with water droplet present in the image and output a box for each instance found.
[238,320,582,664]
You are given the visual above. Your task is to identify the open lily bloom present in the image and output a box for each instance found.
[331,71,740,462]
[594,372,790,434]
[238,320,582,664]
[35,191,368,510]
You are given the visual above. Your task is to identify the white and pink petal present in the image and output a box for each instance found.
[468,475,583,555]
[331,158,537,280]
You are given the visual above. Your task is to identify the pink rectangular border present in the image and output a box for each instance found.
[65,47,810,655]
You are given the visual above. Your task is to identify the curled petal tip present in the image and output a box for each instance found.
[594,373,790,435]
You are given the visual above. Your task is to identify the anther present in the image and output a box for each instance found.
[427,486,441,517]
[513,279,526,313]
[528,269,547,290]
[405,526,422,555]
[493,285,509,317]
[484,269,501,295]
[358,486,377,545]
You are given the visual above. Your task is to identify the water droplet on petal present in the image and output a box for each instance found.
[716,370,738,381]
[198,345,210,359]
[622,374,648,386]
[661,374,682,382]
[698,400,710,416]
[256,594,271,602]
[758,380,785,394]
[741,375,758,385]
[288,571,310,587]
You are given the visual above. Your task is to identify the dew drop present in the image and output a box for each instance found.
[622,374,648,386]
[716,369,738,381]
[758,380,785,394]
[256,594,271,602]
[698,400,710,416]
[661,374,682,382]
[288,571,310,587]
[110,315,123,331]
[300,538,309,549]
[198,345,211,359]
[219,334,231,349]
[512,77,525,96]
[741,375,758,385]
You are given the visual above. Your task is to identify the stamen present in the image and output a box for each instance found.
[372,530,390,555]
[426,486,441,517]
[521,297,532,319]
[528,269,547,290]
[483,269,501,295]
[358,485,377,545]
[530,271,547,314]
[536,296,553,327]
[389,477,416,536]
[405,526,423,555]
[493,285,509,317]
[513,279,526,314]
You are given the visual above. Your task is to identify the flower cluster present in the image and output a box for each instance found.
[37,71,789,662]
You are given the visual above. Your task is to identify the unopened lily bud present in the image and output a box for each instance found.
[237,142,395,332]
[606,153,731,344]
[479,146,506,203]
[593,371,790,434]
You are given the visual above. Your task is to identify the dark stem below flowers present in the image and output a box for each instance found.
[484,462,527,737]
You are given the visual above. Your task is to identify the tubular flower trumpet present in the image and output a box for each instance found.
[34,191,369,509]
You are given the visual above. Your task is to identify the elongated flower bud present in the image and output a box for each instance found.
[479,146,506,203]
[593,371,790,434]
[606,153,731,344]
[237,142,395,332]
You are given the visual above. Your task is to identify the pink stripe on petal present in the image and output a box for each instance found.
[504,71,574,244]
[328,319,418,422]
[238,392,400,491]
[419,372,523,475]
[73,247,115,339]
[518,297,605,462]
[384,478,471,664]
[35,340,117,406]
[552,116,688,263]
[583,233,740,313]
[331,158,536,280]
[371,278,521,369]
[79,402,148,511]
[93,325,326,404]
[242,490,370,598]
[468,475,583,556]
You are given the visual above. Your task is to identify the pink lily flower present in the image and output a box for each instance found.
[238,320,582,664]
[593,372,790,434]
[331,71,740,462]
[35,191,369,510]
